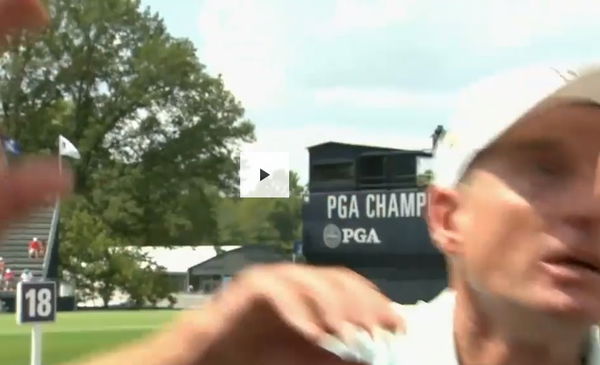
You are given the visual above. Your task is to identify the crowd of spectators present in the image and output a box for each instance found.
[0,237,44,291]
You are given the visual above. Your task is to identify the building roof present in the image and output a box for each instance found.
[124,246,241,273]
[188,245,290,276]
[308,141,431,154]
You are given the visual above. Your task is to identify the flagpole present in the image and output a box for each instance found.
[57,136,62,176]
[48,136,63,281]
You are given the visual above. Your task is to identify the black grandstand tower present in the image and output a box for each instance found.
[302,141,447,304]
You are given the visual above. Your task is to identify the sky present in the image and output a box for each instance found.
[139,0,600,183]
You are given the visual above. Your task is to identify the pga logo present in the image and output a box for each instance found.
[322,224,381,249]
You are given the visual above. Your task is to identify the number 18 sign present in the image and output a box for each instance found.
[16,281,57,324]
[16,281,57,365]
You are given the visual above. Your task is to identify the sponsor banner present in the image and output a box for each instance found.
[303,189,437,255]
[326,191,427,220]
[323,223,381,249]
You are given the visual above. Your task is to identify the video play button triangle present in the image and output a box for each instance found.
[260,169,270,181]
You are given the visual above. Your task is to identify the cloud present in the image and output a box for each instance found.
[197,0,289,110]
[195,0,600,116]
[432,0,600,48]
[326,0,415,34]
[242,124,432,184]
[195,0,600,112]
[314,87,457,109]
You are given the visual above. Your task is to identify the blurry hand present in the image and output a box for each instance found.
[0,0,48,36]
[0,157,72,230]
[177,263,405,365]
[0,1,70,230]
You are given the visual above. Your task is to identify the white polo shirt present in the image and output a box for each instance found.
[319,289,600,364]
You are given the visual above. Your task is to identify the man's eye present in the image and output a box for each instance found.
[533,161,565,176]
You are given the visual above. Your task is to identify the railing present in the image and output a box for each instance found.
[42,200,61,279]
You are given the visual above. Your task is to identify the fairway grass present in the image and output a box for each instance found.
[0,310,178,365]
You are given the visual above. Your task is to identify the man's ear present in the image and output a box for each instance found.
[426,185,463,256]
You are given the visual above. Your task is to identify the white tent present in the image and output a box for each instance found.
[124,245,241,273]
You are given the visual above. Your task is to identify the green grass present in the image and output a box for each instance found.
[0,310,178,365]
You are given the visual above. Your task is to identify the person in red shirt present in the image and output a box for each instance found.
[3,268,14,291]
[28,237,44,259]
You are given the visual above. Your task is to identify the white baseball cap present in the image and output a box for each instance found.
[433,62,600,188]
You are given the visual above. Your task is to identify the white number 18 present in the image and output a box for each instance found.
[24,288,52,317]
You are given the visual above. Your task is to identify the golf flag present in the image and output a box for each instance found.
[1,136,21,155]
[58,135,80,159]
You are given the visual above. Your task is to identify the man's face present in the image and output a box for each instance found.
[435,102,600,322]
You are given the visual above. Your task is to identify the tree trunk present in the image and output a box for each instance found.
[99,289,112,308]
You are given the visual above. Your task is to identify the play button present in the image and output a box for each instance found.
[240,150,290,198]
[260,169,270,181]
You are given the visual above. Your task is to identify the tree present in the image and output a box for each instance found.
[417,169,434,187]
[217,171,305,252]
[266,171,305,251]
[115,257,176,308]
[60,197,175,307]
[216,197,279,245]
[0,0,255,303]
[0,0,254,244]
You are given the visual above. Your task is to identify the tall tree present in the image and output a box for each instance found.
[0,0,254,244]
[60,195,177,307]
[0,0,255,303]
[266,171,305,251]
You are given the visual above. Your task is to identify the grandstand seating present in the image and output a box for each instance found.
[0,206,54,282]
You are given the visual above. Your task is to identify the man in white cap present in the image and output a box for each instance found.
[420,64,600,364]
[366,64,600,364]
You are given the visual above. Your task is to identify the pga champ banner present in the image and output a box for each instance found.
[303,189,437,255]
